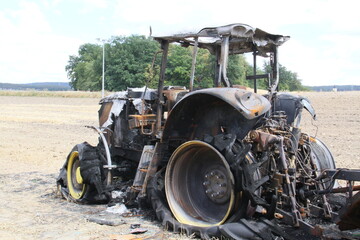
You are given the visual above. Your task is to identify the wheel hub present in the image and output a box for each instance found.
[75,167,83,184]
[203,169,230,204]
[165,140,235,227]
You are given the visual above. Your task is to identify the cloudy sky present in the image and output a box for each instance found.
[1,0,359,86]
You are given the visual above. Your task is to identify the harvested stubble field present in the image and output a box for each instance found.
[0,91,360,240]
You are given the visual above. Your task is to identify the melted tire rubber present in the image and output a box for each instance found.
[147,170,292,240]
[57,142,108,204]
[146,138,299,240]
[147,169,298,240]
[147,169,222,239]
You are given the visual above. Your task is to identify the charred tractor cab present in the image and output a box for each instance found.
[57,24,360,239]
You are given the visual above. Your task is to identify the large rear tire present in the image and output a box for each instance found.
[310,137,336,170]
[165,141,235,227]
[147,140,262,238]
[310,137,337,188]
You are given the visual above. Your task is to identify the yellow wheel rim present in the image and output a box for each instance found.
[67,151,86,200]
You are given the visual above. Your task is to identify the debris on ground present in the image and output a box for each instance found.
[106,203,130,215]
[109,231,165,240]
[87,215,125,226]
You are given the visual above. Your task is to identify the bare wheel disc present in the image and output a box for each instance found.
[165,140,235,227]
[67,151,86,199]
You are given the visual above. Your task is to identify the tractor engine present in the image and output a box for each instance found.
[245,110,336,227]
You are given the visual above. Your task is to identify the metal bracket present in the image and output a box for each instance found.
[86,125,114,186]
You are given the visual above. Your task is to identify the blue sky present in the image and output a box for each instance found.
[1,0,359,86]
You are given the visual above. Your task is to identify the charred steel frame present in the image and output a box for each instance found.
[154,24,288,137]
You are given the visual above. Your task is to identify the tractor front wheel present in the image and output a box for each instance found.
[67,150,87,200]
[57,142,107,204]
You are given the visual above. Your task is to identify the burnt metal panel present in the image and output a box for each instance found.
[325,169,360,181]
[182,88,271,119]
[162,88,270,142]
[154,23,289,56]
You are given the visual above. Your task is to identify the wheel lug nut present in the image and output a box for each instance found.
[203,181,210,186]
[210,171,215,176]
[206,189,212,194]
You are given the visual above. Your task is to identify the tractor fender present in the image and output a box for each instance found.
[162,88,270,141]
[273,93,316,127]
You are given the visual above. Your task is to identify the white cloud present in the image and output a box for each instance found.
[1,0,359,85]
[83,0,108,8]
[78,0,108,14]
[10,1,52,33]
[0,1,82,83]
[281,33,360,86]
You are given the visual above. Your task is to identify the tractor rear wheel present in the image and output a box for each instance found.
[164,140,235,227]
[310,137,337,188]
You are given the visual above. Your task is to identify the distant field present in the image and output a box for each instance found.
[0,90,105,98]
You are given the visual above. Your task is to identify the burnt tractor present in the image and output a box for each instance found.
[57,24,360,239]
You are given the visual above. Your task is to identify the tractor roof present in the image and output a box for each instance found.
[154,23,289,57]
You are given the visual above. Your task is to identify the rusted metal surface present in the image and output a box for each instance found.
[161,90,269,144]
[132,145,155,192]
[154,24,289,56]
[154,24,287,91]
[98,102,113,127]
[86,126,115,186]
[324,169,360,181]
[155,41,169,138]
[139,142,165,198]
[129,114,156,135]
[189,37,198,91]
[187,88,271,118]
[162,87,187,111]
[164,141,235,226]
[338,191,360,230]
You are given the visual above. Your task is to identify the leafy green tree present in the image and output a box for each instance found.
[193,48,214,88]
[165,47,253,89]
[65,43,102,91]
[165,45,218,89]
[165,44,193,87]
[105,35,159,91]
[263,62,306,91]
[228,55,255,88]
[279,65,305,91]
[66,35,307,92]
[65,55,80,90]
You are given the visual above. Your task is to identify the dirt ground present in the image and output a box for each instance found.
[0,91,359,240]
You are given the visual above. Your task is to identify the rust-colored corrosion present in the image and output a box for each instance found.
[338,192,360,230]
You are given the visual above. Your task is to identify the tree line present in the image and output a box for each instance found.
[66,35,307,92]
